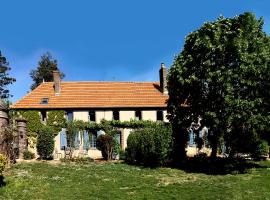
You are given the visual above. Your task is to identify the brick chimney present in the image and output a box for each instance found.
[53,70,61,95]
[159,63,168,94]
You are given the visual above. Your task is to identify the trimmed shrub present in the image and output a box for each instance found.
[0,154,6,175]
[96,134,115,160]
[251,140,269,160]
[36,126,55,160]
[23,150,35,160]
[125,124,172,167]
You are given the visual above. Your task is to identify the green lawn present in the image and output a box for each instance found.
[1,161,270,200]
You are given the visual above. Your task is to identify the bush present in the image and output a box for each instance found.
[23,150,35,160]
[125,124,172,167]
[97,134,115,160]
[0,154,6,175]
[119,150,126,160]
[36,126,55,160]
[251,140,269,160]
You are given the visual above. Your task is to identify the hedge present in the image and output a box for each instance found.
[36,126,55,159]
[125,124,172,167]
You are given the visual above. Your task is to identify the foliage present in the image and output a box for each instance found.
[119,150,126,160]
[167,12,270,159]
[125,124,172,167]
[0,51,16,99]
[0,124,16,164]
[251,140,269,160]
[14,110,66,138]
[65,119,166,133]
[47,110,66,133]
[65,120,83,158]
[15,110,44,137]
[36,126,55,160]
[30,52,65,90]
[96,134,115,160]
[0,154,6,175]
[23,150,35,160]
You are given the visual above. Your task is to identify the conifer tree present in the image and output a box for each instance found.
[0,51,16,99]
[30,52,64,90]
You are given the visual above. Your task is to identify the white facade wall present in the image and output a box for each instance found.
[53,109,168,159]
[163,110,169,122]
[120,111,135,121]
[122,128,132,149]
[96,111,113,123]
[73,111,89,121]
[142,110,156,121]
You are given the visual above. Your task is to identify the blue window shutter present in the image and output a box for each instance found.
[60,130,67,150]
[83,130,89,150]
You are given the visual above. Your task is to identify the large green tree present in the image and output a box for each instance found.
[0,51,16,99]
[167,12,270,160]
[30,52,65,90]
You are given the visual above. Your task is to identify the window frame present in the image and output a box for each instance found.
[88,110,96,122]
[113,110,120,121]
[135,110,142,120]
[156,110,164,121]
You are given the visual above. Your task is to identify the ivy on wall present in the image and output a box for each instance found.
[47,110,66,133]
[15,110,44,137]
[14,110,67,137]
[67,119,166,132]
[13,109,167,137]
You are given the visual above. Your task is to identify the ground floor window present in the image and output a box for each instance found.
[59,130,104,150]
[188,130,196,146]
[83,131,90,150]
[90,131,97,149]
[60,130,82,150]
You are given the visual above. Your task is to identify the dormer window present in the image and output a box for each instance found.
[40,98,49,104]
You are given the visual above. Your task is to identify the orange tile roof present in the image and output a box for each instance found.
[11,81,168,109]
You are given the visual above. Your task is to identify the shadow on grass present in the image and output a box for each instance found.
[0,175,6,187]
[173,157,265,175]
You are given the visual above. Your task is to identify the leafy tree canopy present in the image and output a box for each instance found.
[167,12,270,159]
[0,51,16,99]
[30,52,65,90]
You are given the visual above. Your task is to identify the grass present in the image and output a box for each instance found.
[0,160,270,200]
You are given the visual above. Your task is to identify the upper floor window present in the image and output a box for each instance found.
[135,111,142,120]
[113,111,119,120]
[40,110,47,122]
[66,111,73,121]
[156,110,164,121]
[89,111,96,122]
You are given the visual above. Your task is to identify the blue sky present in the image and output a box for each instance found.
[1,0,270,102]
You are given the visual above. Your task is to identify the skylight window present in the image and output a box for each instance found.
[40,98,49,104]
